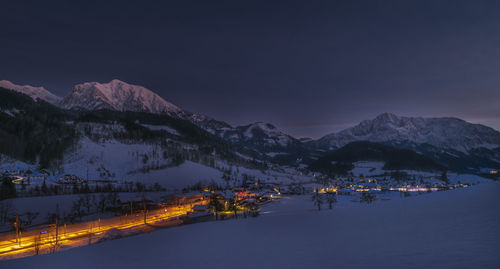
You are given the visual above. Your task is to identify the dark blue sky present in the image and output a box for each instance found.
[1,0,500,137]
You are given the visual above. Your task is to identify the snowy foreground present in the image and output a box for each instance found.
[3,182,500,269]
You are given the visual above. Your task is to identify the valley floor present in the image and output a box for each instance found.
[3,181,499,269]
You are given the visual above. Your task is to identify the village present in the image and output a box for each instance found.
[0,161,485,209]
[0,162,485,205]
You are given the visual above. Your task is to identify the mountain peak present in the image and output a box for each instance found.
[251,122,277,131]
[60,79,182,115]
[110,79,124,83]
[0,80,61,104]
[374,112,400,122]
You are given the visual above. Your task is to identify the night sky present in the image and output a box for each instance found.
[2,0,500,137]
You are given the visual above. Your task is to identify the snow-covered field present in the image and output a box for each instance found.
[0,192,173,231]
[4,182,499,269]
[351,161,386,176]
[132,160,224,188]
[350,161,488,185]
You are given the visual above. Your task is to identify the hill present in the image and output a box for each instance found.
[309,141,445,175]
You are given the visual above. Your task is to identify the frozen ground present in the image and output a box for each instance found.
[3,181,499,269]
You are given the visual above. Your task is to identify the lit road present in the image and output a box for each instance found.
[0,200,209,260]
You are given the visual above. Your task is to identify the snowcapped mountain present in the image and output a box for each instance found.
[214,122,313,163]
[61,79,183,116]
[59,79,234,134]
[316,112,500,152]
[0,80,61,105]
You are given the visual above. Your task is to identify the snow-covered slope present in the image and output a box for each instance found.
[188,113,233,134]
[317,112,500,152]
[60,134,311,189]
[62,136,224,189]
[61,79,183,116]
[0,80,61,104]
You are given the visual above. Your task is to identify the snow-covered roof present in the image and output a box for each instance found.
[215,190,236,199]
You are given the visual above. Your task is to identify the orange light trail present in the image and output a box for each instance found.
[0,200,209,261]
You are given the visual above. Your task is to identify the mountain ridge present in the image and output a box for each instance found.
[2,79,303,158]
[2,79,500,172]
[0,80,61,105]
[315,112,500,152]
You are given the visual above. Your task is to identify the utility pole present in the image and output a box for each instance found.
[88,223,92,245]
[15,212,20,246]
[55,218,59,246]
[142,192,147,224]
[143,198,147,224]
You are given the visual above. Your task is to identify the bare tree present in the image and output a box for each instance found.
[93,194,106,214]
[312,191,323,211]
[72,197,85,221]
[360,192,376,203]
[48,232,59,253]
[0,200,12,224]
[24,211,39,226]
[227,198,238,218]
[34,234,41,255]
[48,158,63,176]
[82,194,92,214]
[88,224,93,245]
[325,191,337,210]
